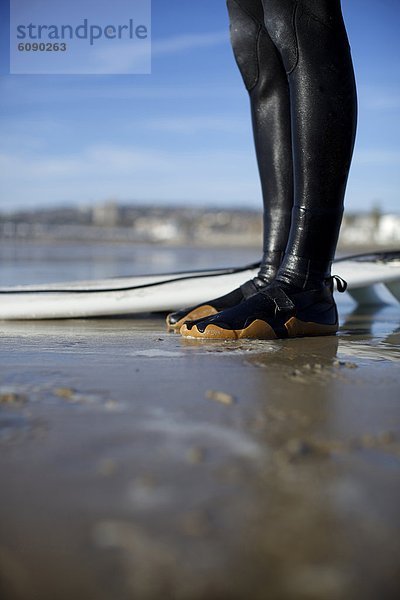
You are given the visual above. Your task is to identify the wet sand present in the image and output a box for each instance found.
[0,302,399,600]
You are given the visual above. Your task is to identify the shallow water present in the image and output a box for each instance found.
[0,240,260,286]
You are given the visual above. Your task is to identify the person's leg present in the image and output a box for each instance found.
[266,0,357,290]
[167,0,293,330]
[229,0,293,281]
[181,0,357,339]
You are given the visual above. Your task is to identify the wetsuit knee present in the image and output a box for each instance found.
[262,0,350,75]
[261,0,298,74]
[226,0,262,91]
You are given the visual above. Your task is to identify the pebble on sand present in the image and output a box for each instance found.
[205,390,235,405]
[97,458,118,477]
[187,446,206,464]
[54,387,76,399]
[0,391,28,405]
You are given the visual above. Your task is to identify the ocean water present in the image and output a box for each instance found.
[0,240,261,287]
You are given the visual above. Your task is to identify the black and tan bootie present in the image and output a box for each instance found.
[166,276,270,332]
[180,277,347,340]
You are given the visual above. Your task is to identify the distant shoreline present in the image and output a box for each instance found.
[1,203,399,249]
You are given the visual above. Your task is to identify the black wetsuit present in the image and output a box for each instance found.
[168,0,357,335]
[227,0,357,289]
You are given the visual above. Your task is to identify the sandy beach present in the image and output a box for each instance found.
[0,301,399,600]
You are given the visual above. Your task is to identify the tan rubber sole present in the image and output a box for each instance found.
[180,319,277,340]
[166,304,219,332]
[180,317,338,340]
[284,316,338,337]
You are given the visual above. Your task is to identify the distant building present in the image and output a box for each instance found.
[92,201,120,227]
[339,212,400,247]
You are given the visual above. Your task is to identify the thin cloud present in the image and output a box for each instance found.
[0,81,234,105]
[360,85,400,111]
[152,31,228,55]
[354,149,400,166]
[91,31,228,73]
[0,143,260,209]
[147,115,248,134]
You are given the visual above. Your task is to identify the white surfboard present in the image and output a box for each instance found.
[0,251,399,320]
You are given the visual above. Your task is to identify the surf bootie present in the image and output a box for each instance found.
[166,275,270,332]
[180,277,347,340]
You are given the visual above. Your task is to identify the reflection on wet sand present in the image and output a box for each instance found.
[339,304,400,361]
[0,302,399,599]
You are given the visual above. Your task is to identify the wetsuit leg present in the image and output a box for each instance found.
[166,0,293,331]
[261,0,358,289]
[227,0,293,280]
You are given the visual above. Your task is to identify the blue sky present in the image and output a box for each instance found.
[0,0,399,213]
